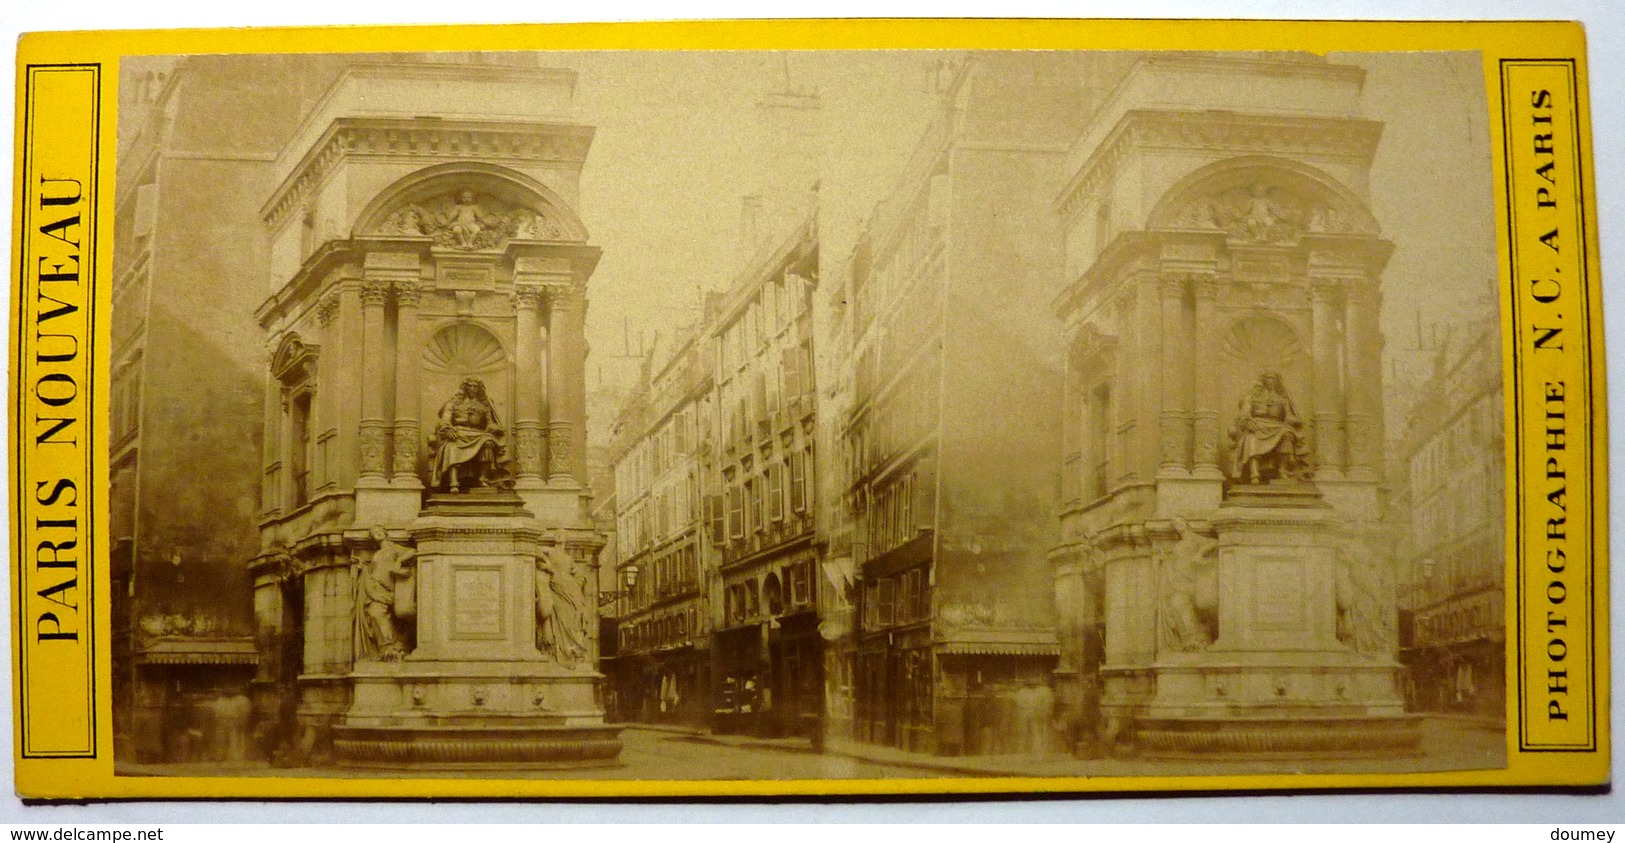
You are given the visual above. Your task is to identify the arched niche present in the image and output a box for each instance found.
[352,162,589,249]
[1146,155,1380,244]
[416,321,514,476]
[1214,313,1312,472]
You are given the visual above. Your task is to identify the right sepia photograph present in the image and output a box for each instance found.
[109,47,1506,781]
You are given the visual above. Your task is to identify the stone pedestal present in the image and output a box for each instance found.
[334,492,621,768]
[1138,485,1418,757]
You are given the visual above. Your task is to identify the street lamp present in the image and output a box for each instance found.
[597,564,640,608]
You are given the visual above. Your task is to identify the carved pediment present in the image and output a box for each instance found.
[1070,321,1120,364]
[271,334,319,383]
[374,189,565,251]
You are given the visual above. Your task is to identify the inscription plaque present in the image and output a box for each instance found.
[451,566,504,638]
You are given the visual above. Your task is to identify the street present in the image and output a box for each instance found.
[114,726,953,781]
[116,717,1504,783]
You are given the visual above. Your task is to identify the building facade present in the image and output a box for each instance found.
[1051,53,1412,755]
[245,57,610,764]
[706,219,822,737]
[602,214,821,738]
[824,54,1139,756]
[111,55,356,763]
[605,326,715,726]
[1396,317,1506,719]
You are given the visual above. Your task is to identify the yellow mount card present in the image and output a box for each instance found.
[7,19,1609,798]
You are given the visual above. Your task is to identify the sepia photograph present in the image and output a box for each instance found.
[107,47,1508,782]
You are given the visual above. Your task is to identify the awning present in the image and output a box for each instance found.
[821,556,855,593]
[936,628,1059,657]
[936,641,1061,657]
[135,637,258,666]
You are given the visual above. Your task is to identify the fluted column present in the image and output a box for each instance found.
[1157,273,1190,475]
[512,284,547,484]
[1309,278,1345,478]
[1189,275,1222,478]
[357,279,390,485]
[390,282,423,488]
[1343,280,1379,481]
[545,284,585,486]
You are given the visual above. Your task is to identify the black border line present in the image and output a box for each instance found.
[1500,57,1598,754]
[16,61,101,760]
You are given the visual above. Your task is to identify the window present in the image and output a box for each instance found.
[753,372,770,435]
[758,472,771,532]
[804,443,816,512]
[744,478,757,536]
[877,578,897,627]
[898,569,918,624]
[727,485,744,540]
[707,494,726,544]
[789,450,806,513]
[674,409,690,453]
[768,463,785,522]
[289,391,312,508]
[791,561,812,606]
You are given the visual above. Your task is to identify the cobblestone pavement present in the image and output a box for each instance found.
[115,717,1504,783]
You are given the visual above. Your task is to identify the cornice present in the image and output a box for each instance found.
[262,117,595,230]
[1057,110,1384,221]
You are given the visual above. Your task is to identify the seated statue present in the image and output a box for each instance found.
[428,377,511,493]
[1227,372,1313,484]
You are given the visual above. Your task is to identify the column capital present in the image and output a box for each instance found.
[1309,276,1343,301]
[511,283,547,310]
[1188,273,1219,300]
[316,293,341,327]
[359,279,391,307]
[393,280,425,307]
[1158,273,1190,297]
[1344,279,1380,306]
[543,282,579,307]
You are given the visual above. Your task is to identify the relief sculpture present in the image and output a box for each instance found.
[535,537,591,667]
[380,189,563,251]
[1157,516,1219,652]
[352,525,417,662]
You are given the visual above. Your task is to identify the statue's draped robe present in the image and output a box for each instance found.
[354,542,415,660]
[1230,387,1307,479]
[1159,530,1219,651]
[430,396,502,488]
[536,549,590,666]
